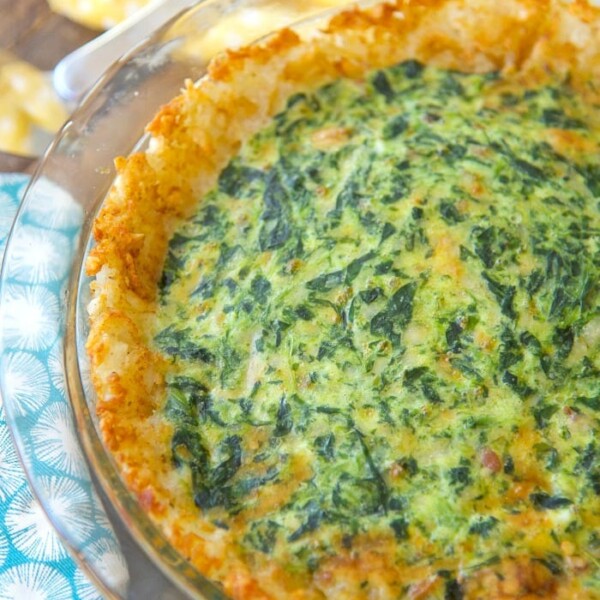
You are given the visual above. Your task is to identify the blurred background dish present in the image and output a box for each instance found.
[0,0,348,159]
[0,0,95,161]
[0,51,68,156]
[48,0,155,30]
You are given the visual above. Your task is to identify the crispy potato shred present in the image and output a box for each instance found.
[86,1,600,598]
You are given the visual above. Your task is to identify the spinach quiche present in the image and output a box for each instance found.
[86,0,600,597]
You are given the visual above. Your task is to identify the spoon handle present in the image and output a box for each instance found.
[52,0,196,105]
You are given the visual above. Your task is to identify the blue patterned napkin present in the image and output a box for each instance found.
[0,174,104,600]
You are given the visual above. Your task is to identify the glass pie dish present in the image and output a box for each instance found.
[4,0,600,598]
[0,1,355,598]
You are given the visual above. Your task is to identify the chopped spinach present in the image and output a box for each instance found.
[468,516,499,537]
[439,201,464,224]
[345,251,376,284]
[314,433,335,461]
[306,270,345,292]
[382,115,408,139]
[482,272,516,319]
[371,70,394,101]
[533,402,559,428]
[448,465,472,492]
[396,59,424,78]
[576,396,600,412]
[541,108,584,130]
[445,319,464,353]
[288,502,326,542]
[250,274,271,305]
[502,370,533,398]
[370,281,417,345]
[273,396,293,437]
[445,578,463,600]
[219,162,264,197]
[530,492,573,510]
[259,216,291,251]
[387,282,417,327]
[360,287,384,304]
[390,517,409,540]
[154,326,214,363]
[153,61,600,578]
[245,520,280,554]
[512,157,544,180]
[498,328,522,370]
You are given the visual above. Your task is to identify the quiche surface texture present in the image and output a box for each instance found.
[86,1,600,598]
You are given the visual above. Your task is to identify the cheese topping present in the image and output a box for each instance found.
[154,62,600,595]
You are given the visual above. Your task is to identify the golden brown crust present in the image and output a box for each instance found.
[86,1,600,598]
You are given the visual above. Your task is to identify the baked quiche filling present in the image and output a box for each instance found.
[153,62,600,593]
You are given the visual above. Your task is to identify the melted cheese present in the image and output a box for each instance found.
[154,63,600,597]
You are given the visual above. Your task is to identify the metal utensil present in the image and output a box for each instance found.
[52,0,197,108]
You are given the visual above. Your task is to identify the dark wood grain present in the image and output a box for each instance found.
[0,0,97,69]
[0,151,36,173]
[0,0,98,172]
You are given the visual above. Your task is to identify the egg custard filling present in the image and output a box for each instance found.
[153,63,600,593]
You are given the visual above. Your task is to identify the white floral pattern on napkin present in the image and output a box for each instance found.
[0,174,117,600]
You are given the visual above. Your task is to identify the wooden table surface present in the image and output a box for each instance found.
[0,0,97,172]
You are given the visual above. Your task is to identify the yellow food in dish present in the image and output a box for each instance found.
[47,0,152,30]
[47,0,350,30]
[0,1,348,155]
[0,55,67,156]
[86,1,600,598]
